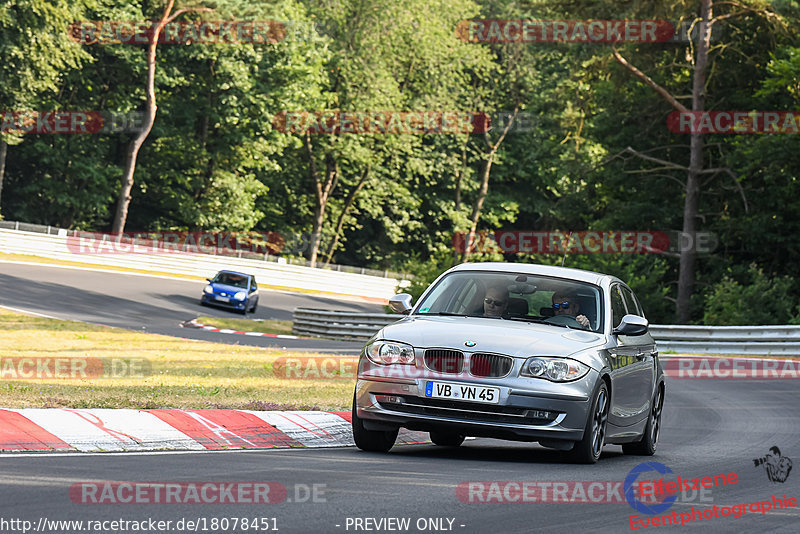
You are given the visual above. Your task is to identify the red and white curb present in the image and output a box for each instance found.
[0,409,428,452]
[181,319,305,340]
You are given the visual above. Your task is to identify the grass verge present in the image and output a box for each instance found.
[195,316,293,335]
[0,309,355,410]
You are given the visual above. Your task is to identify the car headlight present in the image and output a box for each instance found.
[366,341,415,365]
[521,357,589,382]
[234,291,246,300]
[203,285,214,294]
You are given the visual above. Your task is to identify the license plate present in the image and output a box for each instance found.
[425,381,500,404]
[215,296,230,302]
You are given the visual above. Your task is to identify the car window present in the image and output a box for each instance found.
[415,271,604,333]
[212,272,249,288]
[620,285,643,317]
[610,285,627,328]
[250,279,257,291]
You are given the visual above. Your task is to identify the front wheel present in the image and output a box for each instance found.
[569,380,609,464]
[623,385,664,456]
[429,431,465,447]
[352,394,397,452]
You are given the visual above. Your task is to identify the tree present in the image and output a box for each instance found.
[608,0,788,321]
[0,0,92,216]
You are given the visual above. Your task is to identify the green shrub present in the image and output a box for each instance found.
[703,264,796,325]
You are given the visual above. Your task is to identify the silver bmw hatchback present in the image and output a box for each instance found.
[352,262,665,463]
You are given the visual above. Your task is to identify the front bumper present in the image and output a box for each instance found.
[201,294,247,310]
[354,373,596,444]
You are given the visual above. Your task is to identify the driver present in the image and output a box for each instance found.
[483,285,509,317]
[552,292,590,329]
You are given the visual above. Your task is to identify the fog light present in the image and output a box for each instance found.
[375,395,404,405]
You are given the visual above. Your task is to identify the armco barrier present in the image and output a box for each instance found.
[291,309,800,355]
[0,227,403,300]
[292,309,402,339]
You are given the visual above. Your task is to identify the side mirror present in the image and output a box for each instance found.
[206,278,212,283]
[613,314,649,336]
[389,293,413,315]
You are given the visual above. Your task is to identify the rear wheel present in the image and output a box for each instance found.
[569,380,609,464]
[352,394,397,452]
[429,431,465,447]
[623,385,663,456]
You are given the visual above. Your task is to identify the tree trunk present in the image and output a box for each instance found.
[0,140,7,217]
[461,154,495,263]
[304,134,339,267]
[677,0,713,323]
[461,107,518,263]
[323,167,370,266]
[111,1,175,233]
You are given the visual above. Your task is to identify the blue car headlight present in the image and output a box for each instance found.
[203,285,214,294]
[234,291,247,300]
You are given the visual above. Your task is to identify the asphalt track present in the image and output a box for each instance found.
[1,261,799,532]
[0,379,798,533]
[0,262,383,353]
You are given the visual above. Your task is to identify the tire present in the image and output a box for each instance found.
[250,300,258,313]
[352,394,397,452]
[569,380,609,464]
[429,431,465,447]
[623,384,664,456]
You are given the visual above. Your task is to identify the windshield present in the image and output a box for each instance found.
[212,272,249,288]
[415,271,603,333]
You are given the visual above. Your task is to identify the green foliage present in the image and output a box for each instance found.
[2,0,800,325]
[703,264,797,325]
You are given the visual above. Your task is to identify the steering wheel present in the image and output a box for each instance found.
[544,314,583,328]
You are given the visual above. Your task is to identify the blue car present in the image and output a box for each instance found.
[200,270,259,314]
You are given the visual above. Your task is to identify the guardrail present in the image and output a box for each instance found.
[0,220,411,279]
[291,309,800,355]
[0,226,405,300]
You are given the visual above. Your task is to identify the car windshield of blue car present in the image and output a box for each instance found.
[414,271,604,333]
[212,273,249,288]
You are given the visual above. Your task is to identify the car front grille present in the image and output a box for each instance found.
[424,350,464,374]
[469,353,513,378]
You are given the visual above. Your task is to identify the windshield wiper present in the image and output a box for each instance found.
[504,317,572,328]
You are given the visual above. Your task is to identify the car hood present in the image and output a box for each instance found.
[377,315,606,359]
[209,283,246,293]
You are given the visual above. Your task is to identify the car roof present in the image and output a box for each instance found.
[447,262,618,286]
[216,270,252,278]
